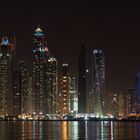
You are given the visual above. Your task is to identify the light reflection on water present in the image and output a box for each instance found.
[0,121,139,140]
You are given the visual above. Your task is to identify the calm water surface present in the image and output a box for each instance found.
[0,121,140,140]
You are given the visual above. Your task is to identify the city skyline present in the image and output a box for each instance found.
[1,2,140,92]
[1,27,138,119]
[1,2,140,140]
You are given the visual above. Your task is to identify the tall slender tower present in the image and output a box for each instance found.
[0,36,14,116]
[127,89,136,114]
[13,70,21,116]
[32,26,58,115]
[59,64,70,114]
[19,60,29,115]
[47,57,58,114]
[92,49,105,116]
[78,45,86,113]
[135,73,140,113]
[33,26,49,115]
[69,76,78,113]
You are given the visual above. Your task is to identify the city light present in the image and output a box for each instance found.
[0,26,139,121]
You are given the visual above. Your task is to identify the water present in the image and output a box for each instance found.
[0,121,140,140]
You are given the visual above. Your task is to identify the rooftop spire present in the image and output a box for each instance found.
[34,25,44,37]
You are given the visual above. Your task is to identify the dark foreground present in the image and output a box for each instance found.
[0,121,140,139]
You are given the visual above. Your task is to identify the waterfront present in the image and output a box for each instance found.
[0,121,139,140]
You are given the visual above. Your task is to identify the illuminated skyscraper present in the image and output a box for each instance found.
[92,49,105,116]
[111,93,119,117]
[0,36,15,116]
[118,92,127,117]
[13,70,21,116]
[47,57,58,114]
[135,73,140,113]
[69,76,78,113]
[13,60,33,116]
[27,75,33,115]
[32,26,58,115]
[127,89,136,114]
[59,64,70,114]
[19,60,29,115]
[78,45,87,113]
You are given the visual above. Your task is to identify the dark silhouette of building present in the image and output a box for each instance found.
[13,70,21,116]
[92,49,105,116]
[135,73,140,113]
[78,45,87,113]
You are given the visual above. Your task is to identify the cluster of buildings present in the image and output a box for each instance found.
[0,26,140,119]
[0,27,78,119]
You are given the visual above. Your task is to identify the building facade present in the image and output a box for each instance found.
[0,36,14,116]
[78,45,87,113]
[13,70,21,116]
[19,60,29,115]
[135,73,140,113]
[32,26,58,115]
[127,88,136,115]
[59,64,70,114]
[47,57,58,114]
[69,76,78,113]
[92,49,105,116]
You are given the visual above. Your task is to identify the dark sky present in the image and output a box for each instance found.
[0,1,140,92]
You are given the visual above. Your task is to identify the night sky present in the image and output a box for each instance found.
[0,1,140,92]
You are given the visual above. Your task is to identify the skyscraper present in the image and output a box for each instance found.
[110,93,119,117]
[27,75,33,115]
[0,36,15,116]
[92,49,105,116]
[47,57,58,114]
[59,64,70,114]
[78,45,86,113]
[33,26,49,115]
[19,60,29,115]
[118,92,127,117]
[127,89,136,114]
[69,76,78,113]
[13,70,21,116]
[135,73,140,113]
[32,26,58,115]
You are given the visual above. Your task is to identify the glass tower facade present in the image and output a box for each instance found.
[135,73,140,113]
[78,45,86,113]
[32,26,58,115]
[59,64,70,114]
[47,57,58,114]
[69,76,78,113]
[127,89,136,114]
[13,70,21,116]
[92,49,105,116]
[32,27,50,115]
[0,36,14,116]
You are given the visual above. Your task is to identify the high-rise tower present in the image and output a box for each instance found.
[69,76,78,113]
[78,45,86,113]
[47,57,58,114]
[13,70,21,116]
[127,89,136,114]
[135,73,140,113]
[19,60,29,115]
[59,64,70,114]
[0,36,14,116]
[33,26,49,115]
[32,26,58,115]
[92,49,105,116]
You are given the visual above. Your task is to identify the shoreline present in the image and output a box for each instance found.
[0,119,140,122]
